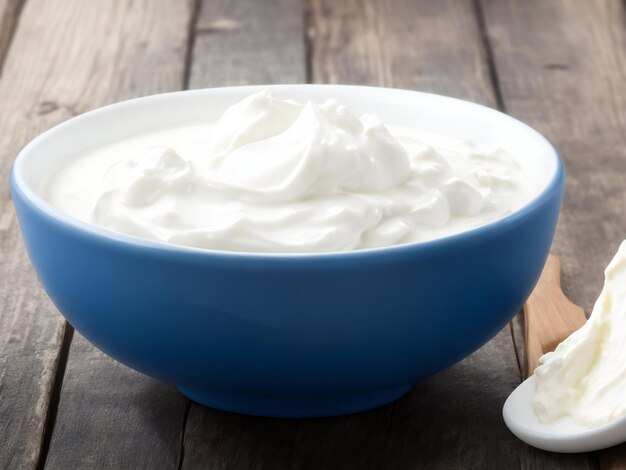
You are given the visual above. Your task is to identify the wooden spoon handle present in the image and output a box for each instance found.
[523,254,586,378]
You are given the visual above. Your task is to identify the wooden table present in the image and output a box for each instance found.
[1,1,624,468]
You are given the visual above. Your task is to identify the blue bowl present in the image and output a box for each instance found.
[10,85,564,417]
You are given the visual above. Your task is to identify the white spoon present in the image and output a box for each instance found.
[503,255,626,454]
[504,375,626,453]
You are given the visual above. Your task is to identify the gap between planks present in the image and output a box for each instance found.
[182,0,203,90]
[472,0,504,111]
[176,400,192,470]
[35,325,74,470]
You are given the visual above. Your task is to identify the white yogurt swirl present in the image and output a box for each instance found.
[202,90,412,202]
[47,90,534,253]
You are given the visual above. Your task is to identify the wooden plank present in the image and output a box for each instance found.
[309,0,495,104]
[45,334,189,470]
[0,0,66,466]
[0,0,25,74]
[180,1,591,468]
[0,0,195,468]
[0,285,66,470]
[189,0,306,88]
[479,0,626,464]
[0,9,32,464]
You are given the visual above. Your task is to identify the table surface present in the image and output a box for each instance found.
[1,0,625,468]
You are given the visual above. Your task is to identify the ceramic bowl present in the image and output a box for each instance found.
[10,85,564,417]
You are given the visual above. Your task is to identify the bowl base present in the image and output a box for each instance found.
[176,383,413,418]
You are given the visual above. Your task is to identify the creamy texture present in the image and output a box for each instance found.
[46,90,534,253]
[533,241,626,427]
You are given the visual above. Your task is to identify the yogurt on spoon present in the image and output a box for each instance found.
[504,242,626,452]
[534,242,626,427]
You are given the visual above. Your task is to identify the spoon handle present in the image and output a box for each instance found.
[523,254,586,378]
[523,254,626,467]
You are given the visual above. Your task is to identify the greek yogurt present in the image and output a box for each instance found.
[533,242,626,428]
[45,90,535,253]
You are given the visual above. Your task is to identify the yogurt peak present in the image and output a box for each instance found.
[204,89,412,202]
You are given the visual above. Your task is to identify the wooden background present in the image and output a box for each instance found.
[0,0,625,468]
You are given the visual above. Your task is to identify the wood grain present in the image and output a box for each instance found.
[309,0,495,105]
[189,0,306,88]
[44,334,189,470]
[599,448,626,470]
[0,0,68,465]
[178,1,592,468]
[0,0,25,75]
[480,0,626,465]
[523,255,586,377]
[0,0,194,468]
